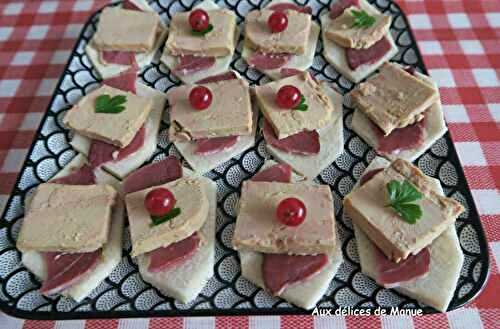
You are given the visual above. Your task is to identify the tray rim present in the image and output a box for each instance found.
[0,0,490,320]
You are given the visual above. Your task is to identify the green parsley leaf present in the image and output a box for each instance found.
[386,180,423,224]
[350,9,376,29]
[191,24,214,36]
[95,94,127,114]
[150,208,182,227]
[293,95,308,111]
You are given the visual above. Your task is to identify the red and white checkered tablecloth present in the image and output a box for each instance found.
[0,0,499,328]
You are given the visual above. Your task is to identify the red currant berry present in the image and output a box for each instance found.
[189,86,212,110]
[276,197,306,226]
[145,188,176,217]
[276,85,302,109]
[189,9,210,32]
[268,11,288,33]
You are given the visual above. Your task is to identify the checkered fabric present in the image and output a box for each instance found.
[0,0,498,328]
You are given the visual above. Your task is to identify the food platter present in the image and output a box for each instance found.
[0,0,489,319]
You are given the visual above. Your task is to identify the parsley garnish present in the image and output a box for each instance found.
[351,9,376,29]
[150,207,182,227]
[95,94,127,114]
[294,95,308,111]
[191,24,214,36]
[385,180,423,224]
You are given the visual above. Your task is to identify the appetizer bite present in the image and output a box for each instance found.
[255,72,343,179]
[86,0,167,79]
[242,0,320,80]
[232,161,343,309]
[350,63,446,161]
[68,77,166,179]
[167,72,256,174]
[161,0,239,84]
[17,155,124,302]
[344,157,465,311]
[124,157,216,303]
[320,0,398,83]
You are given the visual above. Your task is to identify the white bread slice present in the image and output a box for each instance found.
[350,71,447,162]
[264,83,344,180]
[136,171,216,303]
[241,0,320,80]
[320,0,398,83]
[85,0,168,79]
[350,156,463,312]
[238,160,343,309]
[22,156,124,302]
[160,0,239,84]
[173,102,258,175]
[70,82,165,179]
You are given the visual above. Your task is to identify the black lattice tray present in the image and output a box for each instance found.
[0,0,490,320]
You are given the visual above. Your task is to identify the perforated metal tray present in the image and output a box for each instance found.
[0,0,489,319]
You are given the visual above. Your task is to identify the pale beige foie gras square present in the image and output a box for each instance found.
[165,9,237,57]
[350,63,439,136]
[63,85,153,148]
[232,181,337,255]
[92,7,161,52]
[126,177,209,257]
[17,183,117,253]
[168,78,253,141]
[244,9,311,55]
[254,72,335,139]
[324,6,391,49]
[343,159,464,263]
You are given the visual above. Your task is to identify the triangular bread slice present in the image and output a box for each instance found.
[350,156,463,312]
[350,70,447,162]
[241,0,320,80]
[320,0,398,83]
[238,160,343,309]
[85,0,168,79]
[22,154,124,302]
[160,0,239,84]
[263,83,344,180]
[70,82,165,179]
[136,169,216,303]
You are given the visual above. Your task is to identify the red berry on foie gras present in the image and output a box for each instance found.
[144,188,176,217]
[189,9,210,32]
[268,11,288,33]
[189,86,213,110]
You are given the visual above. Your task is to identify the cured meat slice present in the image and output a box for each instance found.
[194,136,239,155]
[268,3,313,14]
[173,55,216,76]
[146,233,200,272]
[345,37,392,70]
[51,165,96,185]
[88,126,146,168]
[123,156,183,194]
[262,253,328,295]
[263,119,320,155]
[359,168,384,186]
[280,68,318,82]
[251,163,292,183]
[196,71,238,84]
[371,117,426,155]
[101,51,136,66]
[248,52,291,70]
[405,66,416,75]
[330,0,359,19]
[39,250,101,296]
[280,68,303,78]
[102,66,138,93]
[374,245,431,288]
[123,0,142,11]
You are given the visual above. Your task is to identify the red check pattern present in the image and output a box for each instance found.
[0,0,499,328]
